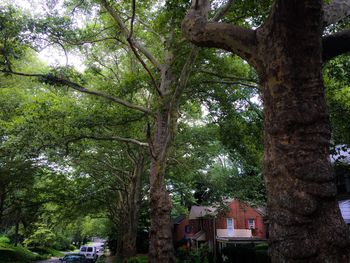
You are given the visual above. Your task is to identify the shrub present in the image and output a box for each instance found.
[23,224,56,248]
[0,235,10,244]
[220,244,270,263]
[126,257,141,263]
[0,245,42,262]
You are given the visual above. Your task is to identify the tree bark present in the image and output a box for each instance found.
[148,102,176,263]
[256,2,350,261]
[119,154,144,261]
[147,46,198,263]
[183,0,350,262]
[0,187,5,232]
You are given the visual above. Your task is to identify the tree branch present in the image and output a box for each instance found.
[129,0,136,39]
[212,0,235,22]
[100,0,161,71]
[198,69,258,83]
[201,80,259,89]
[323,0,350,27]
[323,29,350,62]
[1,70,152,114]
[182,0,257,63]
[65,135,149,147]
[100,0,162,95]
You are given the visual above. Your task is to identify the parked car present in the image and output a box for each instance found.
[79,246,98,262]
[59,253,87,263]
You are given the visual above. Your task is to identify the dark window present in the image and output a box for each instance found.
[185,225,191,233]
[87,247,93,252]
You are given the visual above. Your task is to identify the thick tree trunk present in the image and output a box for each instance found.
[256,1,350,262]
[147,46,197,263]
[182,0,350,262]
[148,107,176,263]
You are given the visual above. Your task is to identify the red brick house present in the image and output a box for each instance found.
[173,199,267,253]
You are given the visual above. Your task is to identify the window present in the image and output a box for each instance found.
[87,247,93,252]
[80,247,87,252]
[227,218,234,230]
[185,225,191,233]
[248,218,255,229]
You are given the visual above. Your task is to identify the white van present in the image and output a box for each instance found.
[79,246,98,262]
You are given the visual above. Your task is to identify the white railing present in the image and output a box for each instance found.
[216,229,252,238]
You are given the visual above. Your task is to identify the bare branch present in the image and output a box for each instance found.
[198,69,258,83]
[1,70,152,114]
[182,0,257,63]
[65,135,149,148]
[201,80,259,89]
[129,0,136,39]
[100,0,162,95]
[212,0,235,22]
[323,29,350,62]
[100,0,161,71]
[172,46,199,105]
[323,0,350,27]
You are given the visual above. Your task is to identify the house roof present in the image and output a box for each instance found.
[172,214,186,225]
[189,205,217,219]
[254,207,267,216]
[189,199,266,219]
[192,230,206,241]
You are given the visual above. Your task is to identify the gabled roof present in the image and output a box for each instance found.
[189,205,217,219]
[254,207,267,216]
[189,199,267,219]
[192,230,206,241]
[172,214,186,224]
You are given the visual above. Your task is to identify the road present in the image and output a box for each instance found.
[33,240,105,263]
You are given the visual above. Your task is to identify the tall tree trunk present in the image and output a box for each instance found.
[0,187,5,231]
[148,106,176,263]
[148,47,197,263]
[182,0,350,262]
[119,154,145,261]
[256,1,350,261]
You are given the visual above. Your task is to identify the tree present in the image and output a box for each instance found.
[0,1,236,261]
[183,0,350,262]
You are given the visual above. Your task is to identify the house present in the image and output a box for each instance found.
[173,199,267,253]
[172,214,191,247]
[331,146,350,224]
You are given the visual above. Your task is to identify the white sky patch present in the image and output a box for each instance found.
[6,0,88,72]
[38,46,86,72]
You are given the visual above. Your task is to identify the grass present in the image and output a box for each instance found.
[29,246,65,258]
[0,235,66,262]
[113,255,148,263]
[0,240,43,263]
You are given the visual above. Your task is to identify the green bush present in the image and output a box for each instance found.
[96,255,107,263]
[0,245,42,263]
[113,255,148,263]
[68,244,76,251]
[0,235,10,244]
[53,234,72,251]
[220,245,270,263]
[127,257,142,263]
[255,242,268,251]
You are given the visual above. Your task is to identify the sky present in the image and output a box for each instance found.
[4,0,87,71]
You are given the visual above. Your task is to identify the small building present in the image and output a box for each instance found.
[173,199,267,255]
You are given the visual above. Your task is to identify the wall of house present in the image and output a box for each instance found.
[215,200,266,239]
[173,217,191,242]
